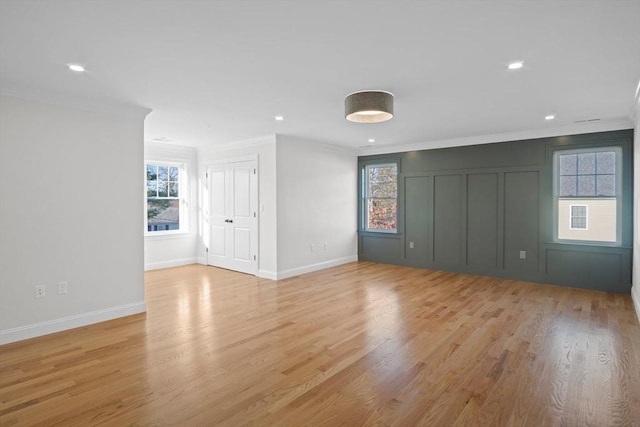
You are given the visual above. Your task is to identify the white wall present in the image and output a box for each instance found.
[276,135,358,278]
[0,95,149,344]
[632,92,640,322]
[144,142,198,270]
[197,136,278,278]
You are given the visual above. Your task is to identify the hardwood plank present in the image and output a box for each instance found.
[1,262,639,426]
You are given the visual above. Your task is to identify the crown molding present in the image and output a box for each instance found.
[631,78,640,125]
[359,118,634,156]
[276,134,358,155]
[144,140,197,157]
[0,85,151,120]
[197,134,277,155]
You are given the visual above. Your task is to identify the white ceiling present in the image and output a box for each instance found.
[1,1,638,151]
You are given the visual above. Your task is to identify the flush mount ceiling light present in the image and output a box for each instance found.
[274,115,284,121]
[345,90,394,123]
[545,115,555,120]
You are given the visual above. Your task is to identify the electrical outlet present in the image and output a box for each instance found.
[57,281,68,295]
[323,242,328,251]
[409,241,415,249]
[519,250,526,259]
[34,285,46,299]
[310,244,315,252]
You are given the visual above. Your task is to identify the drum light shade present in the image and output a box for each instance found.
[345,91,394,123]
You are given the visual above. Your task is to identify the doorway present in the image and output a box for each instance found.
[207,159,258,275]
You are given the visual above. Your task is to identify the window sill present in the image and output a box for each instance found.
[145,231,193,240]
[358,230,402,236]
[544,241,631,250]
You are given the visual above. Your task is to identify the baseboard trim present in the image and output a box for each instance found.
[0,301,147,345]
[258,269,278,280]
[632,286,640,325]
[144,257,197,271]
[276,255,358,280]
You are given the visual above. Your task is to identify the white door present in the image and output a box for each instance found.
[207,160,258,275]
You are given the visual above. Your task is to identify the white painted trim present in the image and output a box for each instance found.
[144,232,195,241]
[632,287,640,326]
[275,255,358,280]
[275,134,358,155]
[359,118,633,156]
[0,88,151,120]
[144,140,197,155]
[144,258,198,271]
[204,153,258,166]
[631,78,640,119]
[0,301,147,345]
[197,135,276,153]
[258,269,278,280]
[197,257,207,265]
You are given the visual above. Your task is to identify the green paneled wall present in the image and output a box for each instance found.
[358,130,633,293]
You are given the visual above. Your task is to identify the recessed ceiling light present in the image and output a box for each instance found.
[275,115,284,121]
[368,138,375,143]
[508,61,524,70]
[67,64,85,72]
[545,115,555,120]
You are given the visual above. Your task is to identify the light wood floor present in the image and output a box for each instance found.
[1,262,639,426]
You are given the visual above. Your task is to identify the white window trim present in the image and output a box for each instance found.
[569,204,588,230]
[145,161,188,236]
[363,162,398,233]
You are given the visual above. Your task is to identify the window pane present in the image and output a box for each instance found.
[571,205,586,217]
[570,205,587,230]
[169,182,179,197]
[169,167,179,181]
[596,152,616,174]
[571,216,587,229]
[147,199,180,230]
[559,176,577,196]
[158,166,168,181]
[157,181,168,197]
[367,198,397,230]
[147,181,157,197]
[146,164,157,181]
[559,154,577,175]
[577,175,595,196]
[370,182,397,198]
[368,165,397,198]
[596,174,615,196]
[577,153,596,174]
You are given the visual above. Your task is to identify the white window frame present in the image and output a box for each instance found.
[363,162,398,233]
[553,146,622,245]
[569,204,588,230]
[145,161,188,235]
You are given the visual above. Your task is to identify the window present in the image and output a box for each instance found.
[363,163,398,232]
[569,205,587,230]
[146,163,184,233]
[554,147,620,244]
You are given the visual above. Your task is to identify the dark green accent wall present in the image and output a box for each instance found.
[358,130,633,293]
